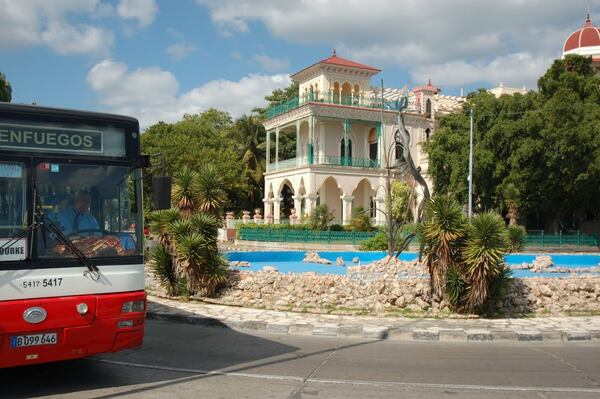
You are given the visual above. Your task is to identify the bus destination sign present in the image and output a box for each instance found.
[0,238,27,262]
[0,123,103,154]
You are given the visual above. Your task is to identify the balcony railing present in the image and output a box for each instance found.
[266,91,401,119]
[267,155,380,172]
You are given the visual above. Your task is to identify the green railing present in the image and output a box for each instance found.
[267,156,380,172]
[524,231,598,248]
[266,91,400,119]
[320,155,380,168]
[239,228,378,245]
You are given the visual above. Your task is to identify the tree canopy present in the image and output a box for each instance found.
[425,55,600,231]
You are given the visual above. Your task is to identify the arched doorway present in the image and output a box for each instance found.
[368,127,377,165]
[318,177,342,223]
[279,180,294,220]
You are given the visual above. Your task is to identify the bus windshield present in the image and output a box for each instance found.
[35,162,141,258]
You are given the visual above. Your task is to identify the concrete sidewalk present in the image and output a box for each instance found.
[147,295,600,343]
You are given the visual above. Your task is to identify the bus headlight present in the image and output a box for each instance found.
[76,303,89,315]
[121,300,145,313]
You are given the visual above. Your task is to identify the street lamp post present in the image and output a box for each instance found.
[468,107,474,219]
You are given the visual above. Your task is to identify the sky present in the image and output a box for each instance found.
[0,0,596,128]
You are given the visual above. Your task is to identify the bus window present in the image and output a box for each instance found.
[36,162,140,258]
[0,162,26,261]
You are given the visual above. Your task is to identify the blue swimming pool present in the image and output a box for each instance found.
[227,251,600,278]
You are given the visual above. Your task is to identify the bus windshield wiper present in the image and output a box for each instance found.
[38,210,100,280]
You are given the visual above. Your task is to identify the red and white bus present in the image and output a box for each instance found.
[0,103,147,368]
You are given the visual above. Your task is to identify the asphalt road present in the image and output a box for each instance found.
[2,320,600,398]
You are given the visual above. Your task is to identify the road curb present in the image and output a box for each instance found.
[147,310,600,343]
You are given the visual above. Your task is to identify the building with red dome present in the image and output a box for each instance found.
[563,13,600,71]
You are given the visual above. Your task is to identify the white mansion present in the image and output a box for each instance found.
[262,51,464,225]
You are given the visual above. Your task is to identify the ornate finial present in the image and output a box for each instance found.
[428,78,431,86]
[333,48,336,56]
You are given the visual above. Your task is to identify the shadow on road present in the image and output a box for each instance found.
[0,299,376,398]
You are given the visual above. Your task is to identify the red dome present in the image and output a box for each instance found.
[563,14,600,53]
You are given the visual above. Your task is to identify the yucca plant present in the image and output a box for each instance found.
[147,208,181,246]
[195,163,226,214]
[479,264,513,315]
[419,195,467,302]
[445,266,467,311]
[462,212,508,312]
[150,244,179,296]
[507,224,526,252]
[172,167,198,218]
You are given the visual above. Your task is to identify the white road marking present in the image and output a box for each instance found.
[90,358,600,394]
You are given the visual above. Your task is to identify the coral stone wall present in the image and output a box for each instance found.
[212,270,600,315]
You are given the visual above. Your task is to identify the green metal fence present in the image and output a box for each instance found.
[524,231,598,249]
[238,228,378,245]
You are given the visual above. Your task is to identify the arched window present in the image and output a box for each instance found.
[425,99,432,118]
[309,84,314,101]
[368,128,378,163]
[341,82,352,105]
[425,128,431,141]
[353,84,360,105]
[333,82,340,104]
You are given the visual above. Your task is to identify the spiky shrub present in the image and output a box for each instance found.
[172,167,197,218]
[350,206,373,232]
[462,212,508,312]
[149,244,179,296]
[479,264,513,316]
[308,204,334,230]
[419,196,467,302]
[507,225,526,252]
[194,163,226,214]
[445,266,467,311]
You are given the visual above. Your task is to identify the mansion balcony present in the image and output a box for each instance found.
[266,155,380,173]
[266,91,401,120]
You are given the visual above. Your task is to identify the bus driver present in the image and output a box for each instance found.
[54,191,101,237]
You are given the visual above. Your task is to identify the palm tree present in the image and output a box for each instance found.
[502,183,520,226]
[233,114,266,184]
[462,212,508,312]
[419,196,467,302]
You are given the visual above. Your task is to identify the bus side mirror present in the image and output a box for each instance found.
[152,176,172,210]
[138,155,151,168]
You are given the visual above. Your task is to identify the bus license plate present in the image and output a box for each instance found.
[10,333,57,348]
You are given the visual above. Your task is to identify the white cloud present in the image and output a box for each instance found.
[87,59,291,128]
[196,0,589,88]
[411,53,552,88]
[116,0,158,27]
[253,54,289,72]
[41,22,114,56]
[166,43,197,61]
[0,0,113,56]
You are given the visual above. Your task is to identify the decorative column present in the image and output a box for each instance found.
[292,195,303,219]
[296,120,301,163]
[275,127,280,170]
[263,198,273,224]
[308,116,315,165]
[375,196,386,226]
[341,194,354,225]
[305,193,318,217]
[376,122,382,168]
[272,197,282,224]
[266,130,271,170]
